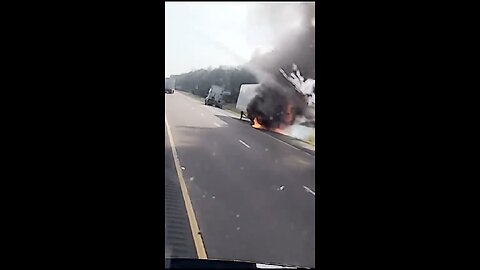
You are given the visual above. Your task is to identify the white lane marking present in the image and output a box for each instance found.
[213,122,221,127]
[238,139,251,149]
[303,185,315,196]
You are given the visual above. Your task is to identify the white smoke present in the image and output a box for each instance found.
[278,64,315,144]
[280,63,315,121]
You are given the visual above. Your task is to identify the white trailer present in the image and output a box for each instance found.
[236,84,260,117]
[165,78,175,94]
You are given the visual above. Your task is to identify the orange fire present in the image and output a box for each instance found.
[272,127,284,134]
[252,117,265,129]
[252,117,287,134]
[251,103,295,134]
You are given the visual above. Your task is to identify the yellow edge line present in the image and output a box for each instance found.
[165,114,208,259]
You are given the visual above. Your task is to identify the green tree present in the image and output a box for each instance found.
[170,66,258,102]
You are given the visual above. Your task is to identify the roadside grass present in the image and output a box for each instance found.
[222,103,242,116]
[305,135,315,146]
[175,91,239,114]
[176,90,205,102]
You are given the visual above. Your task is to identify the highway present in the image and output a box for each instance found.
[164,91,315,268]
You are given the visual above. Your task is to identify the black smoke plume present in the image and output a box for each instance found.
[246,79,308,129]
[244,3,315,129]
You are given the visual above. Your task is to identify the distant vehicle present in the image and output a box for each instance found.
[165,78,175,94]
[205,85,228,108]
[236,84,260,119]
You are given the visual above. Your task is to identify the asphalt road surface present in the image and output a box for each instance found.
[165,91,315,268]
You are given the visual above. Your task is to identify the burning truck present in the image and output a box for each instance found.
[236,64,315,137]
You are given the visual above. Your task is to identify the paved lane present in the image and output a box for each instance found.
[165,91,315,267]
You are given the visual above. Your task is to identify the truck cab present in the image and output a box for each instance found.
[205,85,226,108]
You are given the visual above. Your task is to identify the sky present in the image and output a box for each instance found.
[165,2,276,77]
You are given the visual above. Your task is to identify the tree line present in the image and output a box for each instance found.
[171,67,258,103]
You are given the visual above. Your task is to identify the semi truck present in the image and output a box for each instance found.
[165,78,175,94]
[205,85,230,108]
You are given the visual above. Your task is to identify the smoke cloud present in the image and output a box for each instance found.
[246,80,306,129]
[243,2,315,132]
[246,2,315,84]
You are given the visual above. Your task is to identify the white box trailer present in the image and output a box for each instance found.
[236,84,260,115]
[165,78,175,94]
